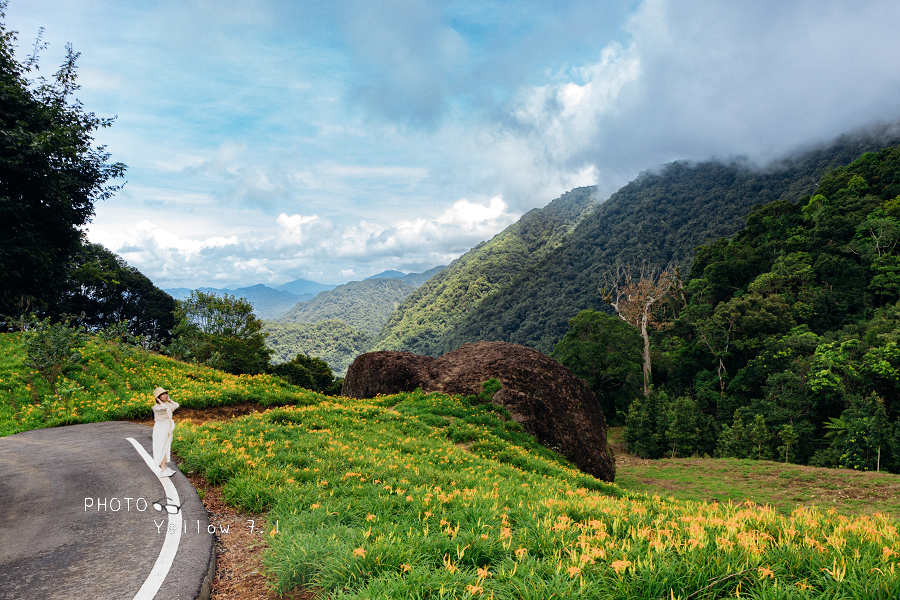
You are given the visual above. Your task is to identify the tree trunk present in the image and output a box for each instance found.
[640,311,651,398]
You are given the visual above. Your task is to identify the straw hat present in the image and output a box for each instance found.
[153,387,169,400]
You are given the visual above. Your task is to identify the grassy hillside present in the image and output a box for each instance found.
[441,128,900,354]
[277,278,415,337]
[3,334,900,597]
[0,332,326,437]
[607,429,900,518]
[375,187,599,356]
[176,394,900,598]
[263,320,373,376]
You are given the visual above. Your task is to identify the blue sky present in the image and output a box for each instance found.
[6,0,900,287]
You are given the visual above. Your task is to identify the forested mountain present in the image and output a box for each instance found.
[165,284,311,320]
[366,270,406,279]
[374,186,600,355]
[263,320,373,375]
[438,127,900,355]
[617,144,900,472]
[365,266,446,287]
[276,278,416,337]
[398,266,446,287]
[277,278,337,295]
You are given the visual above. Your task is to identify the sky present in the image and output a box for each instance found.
[6,0,900,288]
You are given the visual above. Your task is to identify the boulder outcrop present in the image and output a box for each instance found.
[342,341,615,482]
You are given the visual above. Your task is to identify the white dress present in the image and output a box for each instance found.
[152,400,179,471]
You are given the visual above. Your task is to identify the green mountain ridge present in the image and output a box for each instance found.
[276,278,416,337]
[263,319,373,375]
[373,186,600,355]
[434,126,900,355]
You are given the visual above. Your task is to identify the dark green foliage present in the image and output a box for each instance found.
[263,319,373,376]
[277,278,415,337]
[779,425,799,464]
[628,143,900,472]
[56,243,176,344]
[665,395,700,458]
[550,309,642,424]
[269,352,341,395]
[479,378,502,403]
[623,389,670,459]
[0,10,125,317]
[717,414,752,459]
[463,378,503,406]
[168,290,272,375]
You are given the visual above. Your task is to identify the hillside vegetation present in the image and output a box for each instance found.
[616,143,900,472]
[441,128,900,355]
[0,332,326,437]
[375,187,599,356]
[173,396,900,598]
[263,320,373,376]
[277,278,415,337]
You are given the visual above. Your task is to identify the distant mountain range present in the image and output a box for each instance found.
[165,267,446,373]
[165,266,445,322]
[164,284,314,320]
[275,278,417,337]
[276,278,338,296]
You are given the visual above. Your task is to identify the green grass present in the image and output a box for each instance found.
[0,332,327,436]
[608,428,900,520]
[172,398,900,599]
[4,333,900,598]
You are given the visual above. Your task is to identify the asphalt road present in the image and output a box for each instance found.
[0,421,215,600]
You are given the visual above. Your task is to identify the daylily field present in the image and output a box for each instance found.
[2,332,900,598]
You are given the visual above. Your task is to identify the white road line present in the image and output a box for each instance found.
[126,437,182,600]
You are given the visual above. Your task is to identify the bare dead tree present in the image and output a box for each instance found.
[600,262,682,398]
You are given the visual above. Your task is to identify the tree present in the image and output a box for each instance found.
[665,395,699,458]
[169,290,272,375]
[0,8,126,317]
[23,316,84,402]
[56,242,176,344]
[270,352,338,394]
[870,395,890,472]
[601,263,681,397]
[624,388,672,459]
[551,309,642,424]
[717,414,750,459]
[749,414,770,460]
[779,425,798,464]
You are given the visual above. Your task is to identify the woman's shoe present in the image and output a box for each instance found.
[162,468,176,477]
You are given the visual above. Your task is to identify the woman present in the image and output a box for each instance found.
[152,387,179,477]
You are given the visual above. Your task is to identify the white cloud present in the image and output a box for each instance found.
[276,213,324,247]
[437,196,508,226]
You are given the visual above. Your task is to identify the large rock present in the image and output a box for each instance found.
[342,341,615,482]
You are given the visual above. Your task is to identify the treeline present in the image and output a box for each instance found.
[0,13,176,344]
[264,320,373,376]
[555,145,900,472]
